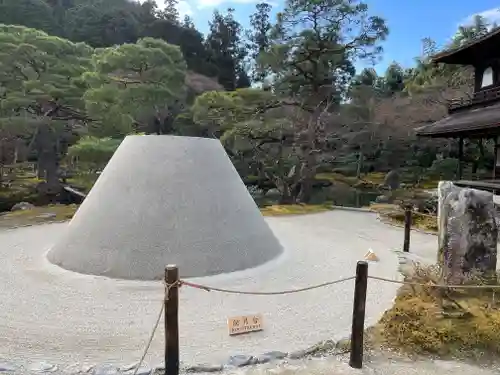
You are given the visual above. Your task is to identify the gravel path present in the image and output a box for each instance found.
[0,210,438,370]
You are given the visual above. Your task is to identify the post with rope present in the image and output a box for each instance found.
[403,206,412,252]
[349,261,368,369]
[165,265,179,375]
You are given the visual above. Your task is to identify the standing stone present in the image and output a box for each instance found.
[438,181,498,284]
[383,170,400,191]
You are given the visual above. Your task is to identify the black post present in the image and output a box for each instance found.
[165,265,179,375]
[349,261,368,369]
[494,137,499,180]
[403,206,412,253]
[457,137,464,180]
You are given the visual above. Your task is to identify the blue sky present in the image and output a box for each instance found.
[175,0,500,75]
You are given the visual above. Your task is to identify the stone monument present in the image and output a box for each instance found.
[383,170,400,191]
[47,135,283,280]
[438,181,498,284]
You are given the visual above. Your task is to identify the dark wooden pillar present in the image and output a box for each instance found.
[494,137,499,180]
[457,137,464,180]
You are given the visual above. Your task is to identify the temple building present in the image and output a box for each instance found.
[415,28,500,191]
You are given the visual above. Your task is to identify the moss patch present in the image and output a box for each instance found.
[0,176,41,212]
[369,203,437,232]
[373,265,500,360]
[260,203,333,216]
[0,204,78,228]
[416,179,440,190]
[0,202,331,228]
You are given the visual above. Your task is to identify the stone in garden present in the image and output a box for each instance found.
[29,362,58,373]
[11,201,34,211]
[383,170,400,190]
[335,337,351,353]
[287,350,307,360]
[227,355,257,367]
[92,364,120,375]
[47,135,282,280]
[254,351,288,364]
[438,181,498,284]
[0,361,17,372]
[185,364,223,373]
[375,194,391,203]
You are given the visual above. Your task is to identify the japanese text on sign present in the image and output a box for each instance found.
[227,314,263,336]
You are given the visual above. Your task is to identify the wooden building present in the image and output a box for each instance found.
[415,28,500,191]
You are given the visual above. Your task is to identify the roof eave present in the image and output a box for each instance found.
[429,28,500,65]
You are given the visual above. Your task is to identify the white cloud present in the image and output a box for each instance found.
[177,0,193,17]
[459,7,500,27]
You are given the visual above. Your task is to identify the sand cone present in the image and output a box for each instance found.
[364,249,379,262]
[47,135,283,280]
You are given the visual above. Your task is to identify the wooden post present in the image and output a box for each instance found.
[165,265,179,375]
[403,206,412,253]
[494,137,499,180]
[349,261,368,369]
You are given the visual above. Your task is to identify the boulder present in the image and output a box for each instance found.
[375,194,391,204]
[11,201,34,211]
[383,170,400,191]
[438,181,498,284]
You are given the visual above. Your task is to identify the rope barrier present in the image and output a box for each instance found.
[179,276,356,295]
[132,282,179,375]
[169,275,500,297]
[132,300,164,375]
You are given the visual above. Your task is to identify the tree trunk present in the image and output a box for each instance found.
[0,140,3,184]
[356,151,364,179]
[279,189,295,204]
[297,163,315,203]
[13,141,18,165]
[36,123,62,195]
[275,178,295,204]
[471,161,478,178]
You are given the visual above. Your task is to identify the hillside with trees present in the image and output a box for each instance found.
[0,0,495,211]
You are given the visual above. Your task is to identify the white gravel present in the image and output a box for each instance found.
[0,210,438,369]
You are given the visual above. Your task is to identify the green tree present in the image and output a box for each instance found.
[206,8,249,90]
[0,24,93,190]
[451,15,490,47]
[247,3,273,83]
[383,62,405,94]
[254,0,388,201]
[259,0,388,105]
[83,37,187,136]
[161,0,180,23]
[67,136,122,172]
[192,88,317,203]
[0,0,57,34]
[404,38,472,96]
[63,1,141,47]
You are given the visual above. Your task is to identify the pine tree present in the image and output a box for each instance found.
[162,0,180,23]
[206,8,248,90]
[247,2,272,82]
[182,15,195,29]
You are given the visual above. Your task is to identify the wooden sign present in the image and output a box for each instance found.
[363,249,379,262]
[227,314,263,336]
